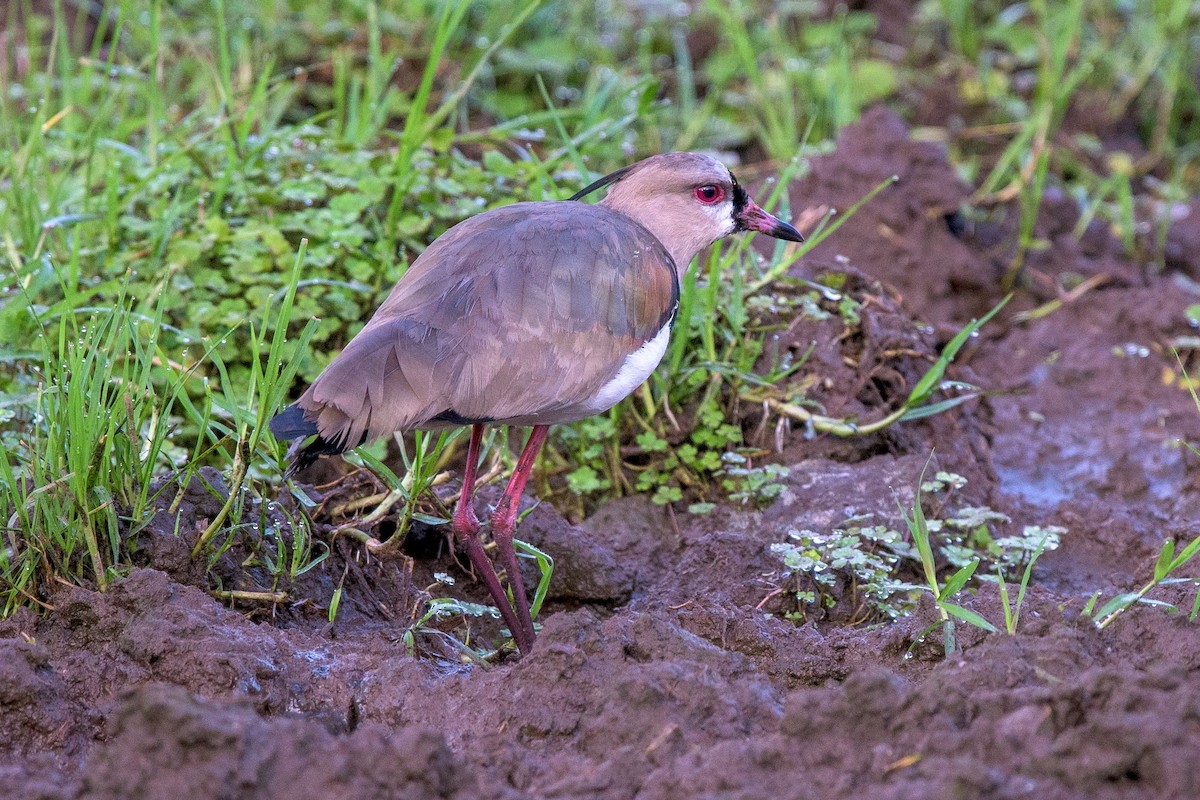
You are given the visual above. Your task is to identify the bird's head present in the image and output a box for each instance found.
[572,152,803,270]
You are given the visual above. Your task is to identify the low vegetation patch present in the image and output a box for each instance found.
[770,470,1063,635]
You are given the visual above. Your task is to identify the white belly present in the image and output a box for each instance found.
[459,320,675,429]
[584,320,673,414]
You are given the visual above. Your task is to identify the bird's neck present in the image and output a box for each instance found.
[599,196,711,273]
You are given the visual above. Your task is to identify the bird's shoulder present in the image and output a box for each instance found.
[418,200,674,271]
[375,200,678,335]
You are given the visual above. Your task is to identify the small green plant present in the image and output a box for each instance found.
[927,509,1062,575]
[719,454,789,508]
[514,538,555,623]
[631,401,745,506]
[328,564,347,624]
[770,524,920,623]
[899,461,997,657]
[937,0,982,61]
[403,594,501,663]
[995,533,1053,635]
[402,541,553,660]
[257,501,329,592]
[1084,533,1200,629]
[769,466,1061,649]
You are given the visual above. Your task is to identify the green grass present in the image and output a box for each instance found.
[1084,533,1200,629]
[0,286,182,607]
[899,459,998,657]
[994,534,1052,635]
[922,0,1200,272]
[185,239,318,558]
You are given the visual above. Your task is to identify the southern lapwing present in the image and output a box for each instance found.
[270,152,804,655]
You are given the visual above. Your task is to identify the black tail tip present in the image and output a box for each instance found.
[270,405,341,477]
[269,405,319,441]
[284,442,324,478]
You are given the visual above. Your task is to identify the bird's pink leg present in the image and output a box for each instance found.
[490,424,549,654]
[452,424,528,655]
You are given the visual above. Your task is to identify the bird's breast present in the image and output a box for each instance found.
[582,316,674,415]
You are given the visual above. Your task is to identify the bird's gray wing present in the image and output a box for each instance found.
[295,202,678,448]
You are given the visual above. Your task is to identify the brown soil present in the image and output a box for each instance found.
[8,39,1200,800]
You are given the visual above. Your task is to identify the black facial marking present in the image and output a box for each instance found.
[731,174,749,209]
[731,172,751,229]
[568,165,636,202]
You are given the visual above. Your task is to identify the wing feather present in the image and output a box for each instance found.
[293,201,678,447]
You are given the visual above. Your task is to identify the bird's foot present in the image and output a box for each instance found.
[453,510,535,656]
[489,514,536,654]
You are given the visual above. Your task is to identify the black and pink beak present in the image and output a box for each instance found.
[732,182,804,242]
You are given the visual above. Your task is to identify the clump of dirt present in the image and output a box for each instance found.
[788,106,1004,325]
[82,683,477,800]
[9,43,1200,800]
[739,265,997,491]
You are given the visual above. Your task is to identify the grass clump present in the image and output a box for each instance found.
[915,0,1200,271]
[0,236,321,611]
[699,0,895,158]
[0,290,183,609]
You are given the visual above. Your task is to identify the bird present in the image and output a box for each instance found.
[270,152,804,655]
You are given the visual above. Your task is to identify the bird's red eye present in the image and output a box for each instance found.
[694,184,725,204]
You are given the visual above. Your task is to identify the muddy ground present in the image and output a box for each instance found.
[7,54,1200,800]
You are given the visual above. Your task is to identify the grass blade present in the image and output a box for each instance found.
[942,602,998,633]
[907,295,1010,407]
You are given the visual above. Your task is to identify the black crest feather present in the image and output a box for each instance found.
[568,165,635,202]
